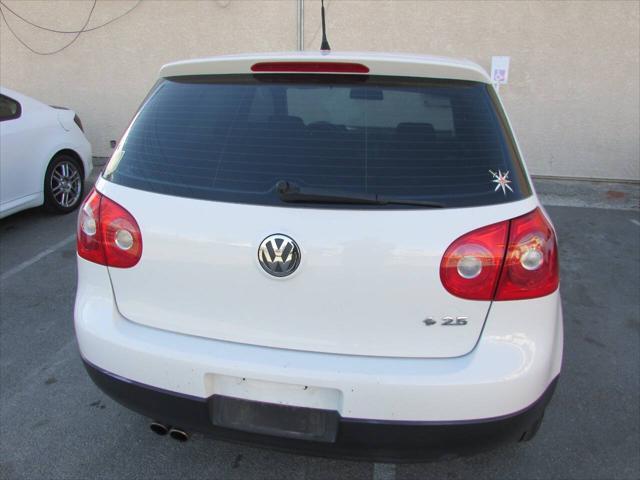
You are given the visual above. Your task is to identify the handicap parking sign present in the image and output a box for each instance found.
[491,56,510,86]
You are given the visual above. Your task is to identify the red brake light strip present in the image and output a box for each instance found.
[251,62,370,74]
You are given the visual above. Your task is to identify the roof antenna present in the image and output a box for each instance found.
[320,0,331,51]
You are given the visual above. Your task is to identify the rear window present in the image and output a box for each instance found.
[104,74,531,208]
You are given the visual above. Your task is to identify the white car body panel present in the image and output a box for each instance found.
[0,87,92,218]
[97,176,540,358]
[76,257,562,421]
[161,51,491,84]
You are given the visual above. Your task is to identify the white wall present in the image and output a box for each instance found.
[1,0,638,180]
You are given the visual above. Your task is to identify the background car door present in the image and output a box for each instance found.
[0,94,29,207]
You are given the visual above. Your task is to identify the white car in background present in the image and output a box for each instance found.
[0,87,92,219]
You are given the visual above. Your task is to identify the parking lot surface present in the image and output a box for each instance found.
[1,173,638,480]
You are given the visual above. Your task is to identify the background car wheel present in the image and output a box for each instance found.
[43,154,84,214]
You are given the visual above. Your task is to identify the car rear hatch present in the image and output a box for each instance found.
[99,66,533,358]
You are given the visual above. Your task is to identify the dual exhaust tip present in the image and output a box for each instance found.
[150,422,189,442]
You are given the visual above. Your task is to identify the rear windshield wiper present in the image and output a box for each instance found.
[275,180,444,208]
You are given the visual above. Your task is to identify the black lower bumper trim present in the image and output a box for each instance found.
[83,360,558,462]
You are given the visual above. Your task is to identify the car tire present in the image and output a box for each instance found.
[43,153,85,214]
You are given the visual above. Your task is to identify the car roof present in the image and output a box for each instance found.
[160,51,491,84]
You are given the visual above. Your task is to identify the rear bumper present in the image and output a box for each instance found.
[75,257,563,460]
[84,359,557,461]
[75,258,563,423]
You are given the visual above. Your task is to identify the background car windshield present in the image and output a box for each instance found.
[104,74,531,208]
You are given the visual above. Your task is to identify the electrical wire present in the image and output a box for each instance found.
[0,0,96,55]
[0,0,141,34]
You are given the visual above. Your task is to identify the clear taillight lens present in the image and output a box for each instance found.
[440,208,559,301]
[77,189,142,268]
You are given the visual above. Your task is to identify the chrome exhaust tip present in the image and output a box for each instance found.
[169,428,190,442]
[150,422,170,436]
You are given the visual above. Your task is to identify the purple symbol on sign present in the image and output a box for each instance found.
[494,69,506,82]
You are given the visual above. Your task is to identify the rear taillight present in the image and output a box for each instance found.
[77,189,104,265]
[77,189,142,268]
[440,208,558,301]
[73,114,84,132]
[494,208,559,300]
[440,221,509,300]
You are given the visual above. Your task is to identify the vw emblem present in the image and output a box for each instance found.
[258,234,301,278]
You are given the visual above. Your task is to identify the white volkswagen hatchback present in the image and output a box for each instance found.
[75,52,562,460]
[0,87,92,218]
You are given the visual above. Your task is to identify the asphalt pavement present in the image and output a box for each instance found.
[0,172,638,480]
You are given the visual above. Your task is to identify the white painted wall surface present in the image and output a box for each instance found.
[1,0,638,180]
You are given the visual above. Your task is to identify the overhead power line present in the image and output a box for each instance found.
[0,0,96,55]
[0,0,141,55]
[0,0,141,33]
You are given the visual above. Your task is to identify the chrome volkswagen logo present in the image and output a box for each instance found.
[258,234,301,277]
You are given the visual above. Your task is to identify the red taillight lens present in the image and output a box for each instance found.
[440,208,559,301]
[440,221,509,300]
[494,208,559,300]
[77,189,105,265]
[250,62,370,74]
[77,189,142,268]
